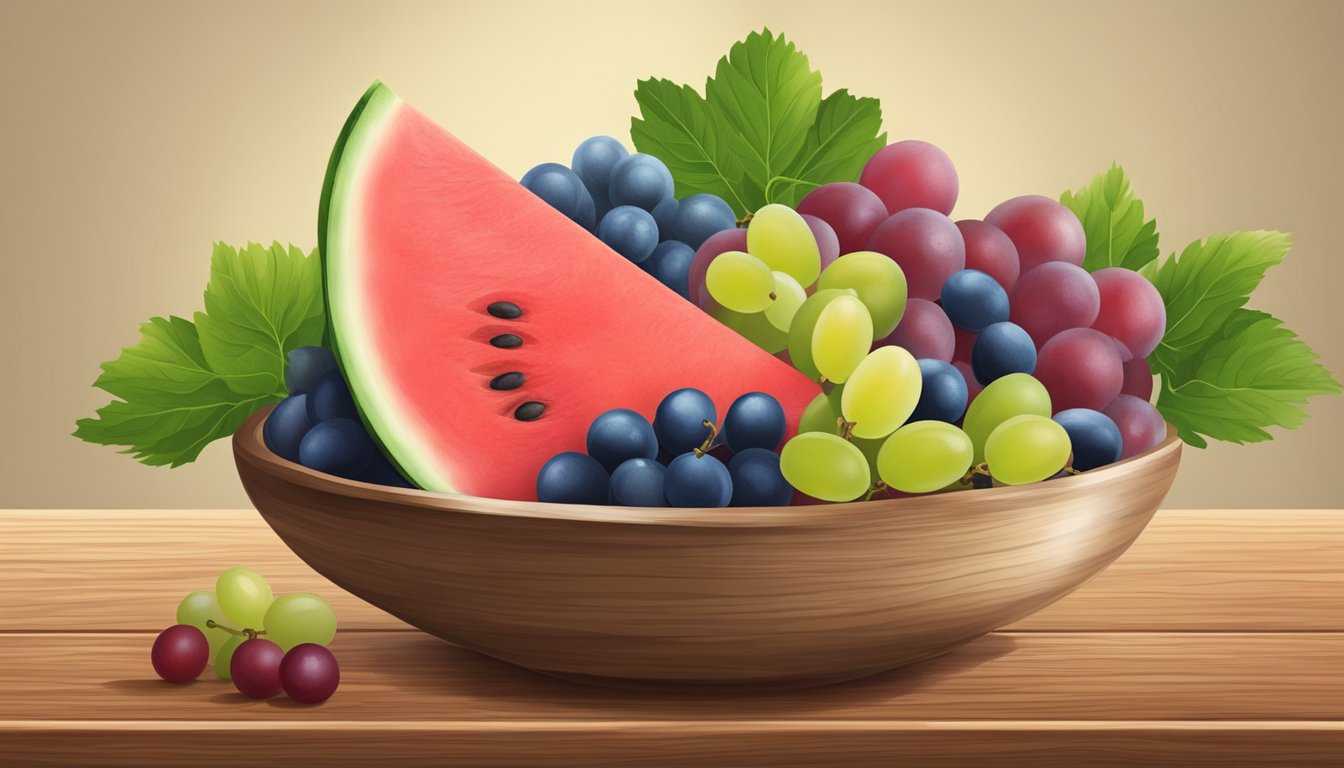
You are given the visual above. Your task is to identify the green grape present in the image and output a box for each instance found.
[262,593,338,651]
[799,393,841,435]
[985,414,1071,485]
[787,288,854,382]
[764,271,807,331]
[216,566,273,629]
[811,294,873,384]
[962,373,1052,463]
[779,432,871,502]
[817,251,909,338]
[877,421,975,493]
[706,250,776,313]
[176,590,231,661]
[840,346,922,439]
[709,302,788,353]
[746,203,821,286]
[215,634,244,680]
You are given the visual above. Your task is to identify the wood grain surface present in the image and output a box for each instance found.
[3,508,1341,766]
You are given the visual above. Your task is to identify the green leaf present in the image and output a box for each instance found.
[769,89,887,208]
[631,78,750,215]
[195,242,325,396]
[704,28,822,214]
[1153,309,1341,448]
[1060,163,1160,272]
[74,316,280,466]
[1143,231,1291,375]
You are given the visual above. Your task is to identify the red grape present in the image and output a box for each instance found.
[1121,357,1155,401]
[1103,394,1167,459]
[1091,267,1167,359]
[859,140,958,215]
[953,360,984,404]
[956,219,1020,293]
[1009,262,1101,346]
[1034,328,1124,412]
[231,638,285,698]
[688,227,747,308]
[953,325,977,363]
[984,195,1086,273]
[280,643,341,704]
[866,208,965,301]
[796,182,888,255]
[876,297,954,361]
[151,625,209,683]
[800,213,840,275]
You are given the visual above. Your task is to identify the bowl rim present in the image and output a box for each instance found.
[235,407,1181,528]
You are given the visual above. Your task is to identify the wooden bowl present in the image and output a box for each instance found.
[234,408,1181,689]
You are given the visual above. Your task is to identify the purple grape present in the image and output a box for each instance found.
[984,195,1086,273]
[875,297,954,362]
[1034,328,1124,412]
[956,219,1020,293]
[1091,267,1167,360]
[298,419,375,478]
[306,369,358,423]
[1010,262,1100,347]
[796,182,888,255]
[971,321,1036,385]
[151,625,209,683]
[859,140,958,215]
[231,638,285,698]
[800,214,840,273]
[941,269,1009,332]
[263,395,312,463]
[866,208,965,301]
[1103,394,1167,459]
[689,227,748,308]
[1121,357,1155,401]
[280,643,341,704]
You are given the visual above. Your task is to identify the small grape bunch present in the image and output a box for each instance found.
[151,566,340,704]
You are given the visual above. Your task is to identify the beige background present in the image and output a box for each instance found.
[2,0,1339,508]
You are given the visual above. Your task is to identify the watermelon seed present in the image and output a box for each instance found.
[514,402,545,421]
[488,301,523,319]
[490,372,525,391]
[490,334,523,348]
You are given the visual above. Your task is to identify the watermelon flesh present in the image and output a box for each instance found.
[320,82,820,500]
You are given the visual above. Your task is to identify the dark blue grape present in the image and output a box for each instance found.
[520,162,596,231]
[654,388,716,455]
[306,369,358,423]
[356,450,415,488]
[572,136,627,214]
[651,197,679,242]
[909,359,969,424]
[536,451,609,504]
[971,321,1036,385]
[664,452,732,507]
[672,193,736,250]
[608,153,673,211]
[298,418,375,478]
[586,408,658,473]
[643,240,696,300]
[940,269,1010,332]
[1053,408,1124,471]
[722,392,785,453]
[728,448,792,506]
[597,205,659,264]
[263,395,312,463]
[283,346,337,395]
[609,458,667,506]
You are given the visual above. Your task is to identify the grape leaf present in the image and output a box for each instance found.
[1141,230,1291,376]
[1153,309,1341,448]
[1060,163,1160,272]
[703,28,822,214]
[74,316,280,466]
[631,78,750,215]
[770,89,887,208]
[195,242,325,396]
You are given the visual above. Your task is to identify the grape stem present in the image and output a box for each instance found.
[864,482,888,501]
[838,418,856,441]
[206,619,266,640]
[736,213,753,227]
[693,420,722,457]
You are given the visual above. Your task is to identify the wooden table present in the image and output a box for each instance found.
[1,508,1340,766]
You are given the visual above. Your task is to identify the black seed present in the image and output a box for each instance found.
[514,402,545,421]
[487,301,522,319]
[490,333,523,349]
[490,372,525,391]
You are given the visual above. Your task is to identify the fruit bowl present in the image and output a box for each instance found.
[234,406,1181,690]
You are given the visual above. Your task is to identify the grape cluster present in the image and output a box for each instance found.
[691,141,1167,499]
[536,389,793,507]
[263,346,414,488]
[151,566,340,704]
[522,136,736,299]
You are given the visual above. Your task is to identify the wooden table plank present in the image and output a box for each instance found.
[2,632,1340,722]
[3,509,1341,632]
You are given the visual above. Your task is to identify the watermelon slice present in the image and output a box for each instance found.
[320,82,820,500]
